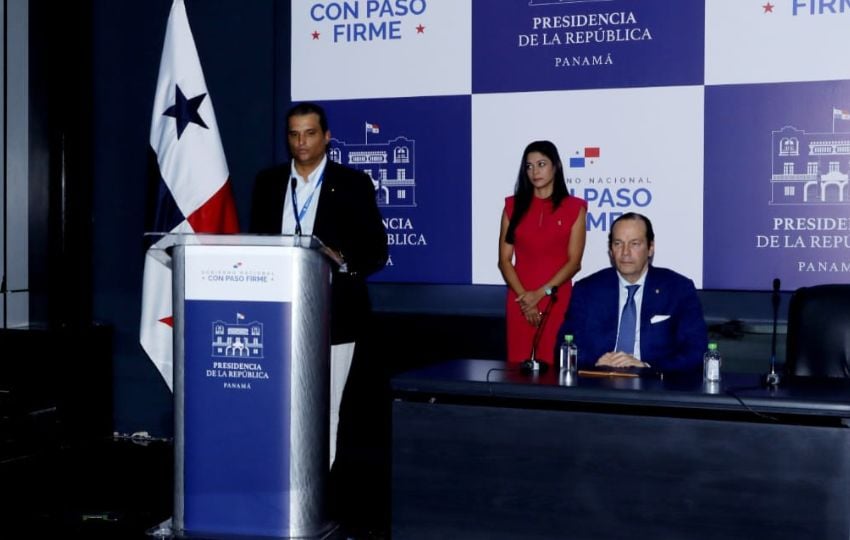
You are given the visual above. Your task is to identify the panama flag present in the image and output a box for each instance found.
[140,0,239,390]
[365,122,380,134]
[833,107,850,121]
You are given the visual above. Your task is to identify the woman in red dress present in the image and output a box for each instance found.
[499,140,587,367]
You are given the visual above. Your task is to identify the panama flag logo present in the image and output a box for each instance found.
[569,147,601,168]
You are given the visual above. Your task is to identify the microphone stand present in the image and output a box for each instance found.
[764,278,782,387]
[521,288,558,374]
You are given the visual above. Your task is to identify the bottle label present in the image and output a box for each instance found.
[567,347,578,372]
[704,359,720,382]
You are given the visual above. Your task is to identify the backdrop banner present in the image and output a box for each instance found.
[291,0,850,291]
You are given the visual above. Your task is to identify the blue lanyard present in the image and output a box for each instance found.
[291,170,325,224]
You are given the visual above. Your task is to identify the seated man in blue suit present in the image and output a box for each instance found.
[557,212,707,372]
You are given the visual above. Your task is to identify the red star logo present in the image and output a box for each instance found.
[416,24,425,34]
[311,30,320,40]
[762,2,774,12]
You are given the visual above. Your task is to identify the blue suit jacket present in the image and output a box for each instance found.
[557,266,708,373]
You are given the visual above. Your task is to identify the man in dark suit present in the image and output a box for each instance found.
[249,102,387,464]
[557,212,707,373]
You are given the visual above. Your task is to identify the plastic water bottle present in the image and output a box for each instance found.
[567,335,578,373]
[703,342,722,383]
[559,335,578,373]
[558,335,569,370]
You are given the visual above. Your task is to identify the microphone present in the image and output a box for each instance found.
[520,287,558,374]
[290,177,302,236]
[764,278,782,387]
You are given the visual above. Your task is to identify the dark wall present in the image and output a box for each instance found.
[27,0,96,327]
[90,0,281,435]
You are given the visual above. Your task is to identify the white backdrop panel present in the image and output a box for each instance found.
[705,0,850,86]
[292,0,471,100]
[471,86,705,287]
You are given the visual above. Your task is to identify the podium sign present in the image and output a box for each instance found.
[167,235,332,539]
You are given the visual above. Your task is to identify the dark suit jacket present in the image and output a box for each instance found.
[557,266,708,372]
[250,159,388,344]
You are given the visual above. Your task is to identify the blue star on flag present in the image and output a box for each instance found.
[162,84,208,138]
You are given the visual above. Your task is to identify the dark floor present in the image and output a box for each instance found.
[0,434,391,539]
[1,435,173,539]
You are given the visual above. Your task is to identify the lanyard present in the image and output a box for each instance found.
[291,170,325,224]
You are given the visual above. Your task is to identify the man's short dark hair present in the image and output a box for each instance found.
[608,212,655,248]
[286,102,328,132]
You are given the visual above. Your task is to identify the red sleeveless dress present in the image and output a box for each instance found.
[504,195,587,365]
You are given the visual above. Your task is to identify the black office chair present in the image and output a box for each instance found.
[785,284,850,378]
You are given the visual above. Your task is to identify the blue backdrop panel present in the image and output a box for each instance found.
[704,80,850,290]
[321,96,472,283]
[183,299,291,537]
[472,0,704,93]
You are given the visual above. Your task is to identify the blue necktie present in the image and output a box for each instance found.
[616,284,640,354]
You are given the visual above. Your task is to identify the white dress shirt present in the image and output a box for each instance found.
[281,156,327,235]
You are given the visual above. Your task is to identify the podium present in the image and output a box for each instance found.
[163,234,334,539]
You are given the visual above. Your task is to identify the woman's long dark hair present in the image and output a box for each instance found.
[505,140,570,244]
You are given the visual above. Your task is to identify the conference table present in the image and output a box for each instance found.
[391,359,850,540]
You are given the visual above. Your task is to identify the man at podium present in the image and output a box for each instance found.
[249,102,388,464]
